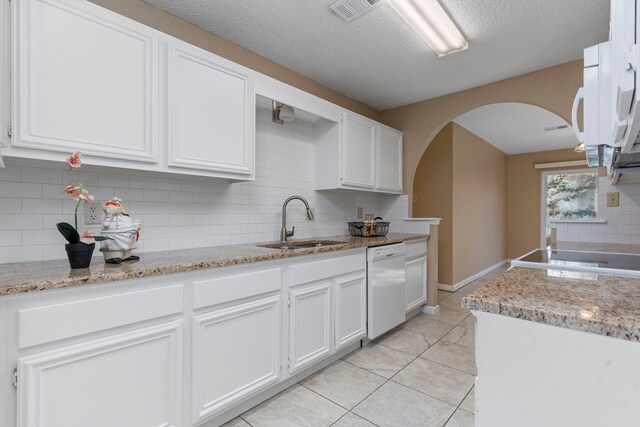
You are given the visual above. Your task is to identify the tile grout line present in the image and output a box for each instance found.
[235,272,492,426]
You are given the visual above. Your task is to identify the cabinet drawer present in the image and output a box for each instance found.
[406,240,427,259]
[193,267,282,309]
[289,251,365,287]
[19,285,183,349]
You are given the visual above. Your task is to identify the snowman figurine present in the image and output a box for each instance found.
[99,197,141,264]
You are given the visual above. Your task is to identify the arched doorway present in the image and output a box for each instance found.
[413,103,583,289]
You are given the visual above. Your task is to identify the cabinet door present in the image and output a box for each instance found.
[167,41,254,178]
[334,272,366,351]
[406,256,427,312]
[341,113,375,189]
[376,126,403,193]
[17,322,182,427]
[13,0,158,162]
[289,281,332,374]
[192,294,280,423]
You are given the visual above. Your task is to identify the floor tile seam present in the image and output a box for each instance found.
[454,382,476,416]
[417,333,477,377]
[374,341,424,359]
[418,354,478,376]
[330,411,382,427]
[387,375,471,408]
[385,379,461,411]
[339,358,395,380]
[238,415,255,427]
[346,372,396,424]
[416,315,462,329]
[297,382,353,413]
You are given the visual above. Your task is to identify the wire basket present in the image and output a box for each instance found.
[348,217,390,237]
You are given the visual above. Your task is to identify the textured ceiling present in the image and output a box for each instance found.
[144,0,610,110]
[454,103,578,155]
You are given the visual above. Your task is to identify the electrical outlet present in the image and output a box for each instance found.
[357,207,363,219]
[606,192,620,207]
[306,208,315,221]
[84,201,102,225]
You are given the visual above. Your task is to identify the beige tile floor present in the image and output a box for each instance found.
[224,265,508,427]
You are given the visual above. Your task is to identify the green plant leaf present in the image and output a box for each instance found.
[93,236,113,241]
[56,222,80,244]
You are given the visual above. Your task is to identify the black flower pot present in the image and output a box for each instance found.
[65,243,95,269]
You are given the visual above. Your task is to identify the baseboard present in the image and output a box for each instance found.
[420,305,440,315]
[438,260,509,292]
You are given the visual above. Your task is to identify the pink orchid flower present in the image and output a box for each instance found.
[79,230,96,245]
[78,189,95,202]
[62,185,82,200]
[66,152,82,168]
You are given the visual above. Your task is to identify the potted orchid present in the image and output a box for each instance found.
[57,152,110,269]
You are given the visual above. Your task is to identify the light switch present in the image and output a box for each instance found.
[606,192,620,207]
[413,194,419,203]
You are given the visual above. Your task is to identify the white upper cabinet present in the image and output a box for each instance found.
[316,112,403,193]
[12,0,159,163]
[376,125,403,193]
[166,40,255,179]
[1,0,7,150]
[341,112,376,189]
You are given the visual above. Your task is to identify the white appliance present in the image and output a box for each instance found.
[573,0,640,181]
[573,42,613,168]
[367,243,406,339]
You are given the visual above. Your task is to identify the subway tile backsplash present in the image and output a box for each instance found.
[555,177,640,244]
[0,107,408,264]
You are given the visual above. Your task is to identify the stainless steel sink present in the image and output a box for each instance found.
[258,240,345,250]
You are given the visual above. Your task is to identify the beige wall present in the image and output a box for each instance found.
[414,124,454,284]
[413,123,507,285]
[452,124,507,283]
[507,148,585,259]
[89,0,379,120]
[379,60,583,208]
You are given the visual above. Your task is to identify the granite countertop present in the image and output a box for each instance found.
[552,241,640,255]
[0,233,427,297]
[463,266,640,342]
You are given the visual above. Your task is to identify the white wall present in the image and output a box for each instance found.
[0,106,407,264]
[555,176,640,244]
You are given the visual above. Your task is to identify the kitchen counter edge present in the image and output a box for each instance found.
[462,266,640,342]
[0,234,428,297]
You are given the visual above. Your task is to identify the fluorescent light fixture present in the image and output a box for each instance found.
[387,0,468,57]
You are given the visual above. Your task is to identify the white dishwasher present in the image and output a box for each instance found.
[367,243,406,339]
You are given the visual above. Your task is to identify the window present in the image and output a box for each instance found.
[544,171,598,220]
[541,169,599,247]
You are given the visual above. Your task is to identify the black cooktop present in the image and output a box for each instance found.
[516,249,640,272]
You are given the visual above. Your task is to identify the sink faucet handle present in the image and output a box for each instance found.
[287,226,295,238]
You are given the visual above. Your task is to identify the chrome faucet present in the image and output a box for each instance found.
[281,196,314,243]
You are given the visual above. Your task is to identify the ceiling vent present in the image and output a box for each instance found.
[330,0,382,22]
[543,124,570,132]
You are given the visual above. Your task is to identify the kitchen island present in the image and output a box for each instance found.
[463,267,640,427]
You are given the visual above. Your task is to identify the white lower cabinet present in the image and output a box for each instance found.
[405,240,428,312]
[288,281,333,374]
[191,294,281,423]
[17,321,183,427]
[287,250,367,375]
[334,272,367,350]
[4,250,371,426]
